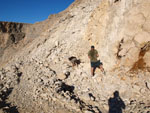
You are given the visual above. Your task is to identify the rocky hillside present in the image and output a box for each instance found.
[0,22,27,67]
[0,21,47,68]
[0,0,150,113]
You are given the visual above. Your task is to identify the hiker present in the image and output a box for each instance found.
[88,46,105,76]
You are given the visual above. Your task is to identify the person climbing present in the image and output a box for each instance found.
[88,45,105,76]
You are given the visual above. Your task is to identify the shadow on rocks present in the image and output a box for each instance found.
[56,81,102,113]
[68,56,81,67]
[57,82,75,94]
[108,91,125,113]
[0,88,19,113]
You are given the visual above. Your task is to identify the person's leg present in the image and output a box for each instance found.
[100,65,106,75]
[99,65,104,73]
[91,67,94,76]
[96,61,104,72]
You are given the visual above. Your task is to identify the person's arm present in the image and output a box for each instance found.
[96,50,99,57]
[97,53,99,57]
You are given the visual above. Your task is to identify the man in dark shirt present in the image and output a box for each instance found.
[88,46,105,76]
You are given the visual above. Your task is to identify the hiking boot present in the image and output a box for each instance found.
[92,76,96,79]
[92,74,97,78]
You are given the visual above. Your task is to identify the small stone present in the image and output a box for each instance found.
[57,74,67,80]
[7,79,11,84]
[90,95,95,101]
[55,41,59,46]
[80,93,91,101]
[71,98,76,103]
[93,107,100,113]
[0,74,5,80]
[54,58,59,64]
[5,84,10,89]
[41,93,48,100]
[84,110,93,113]
[146,81,150,89]
[3,88,7,92]
[88,93,95,100]
[41,76,49,84]
[140,88,146,94]
[43,62,49,67]
[37,78,42,83]
[65,71,70,77]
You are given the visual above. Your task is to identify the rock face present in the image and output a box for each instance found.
[0,21,48,68]
[85,0,150,72]
[0,22,27,63]
[0,0,150,113]
[0,22,26,45]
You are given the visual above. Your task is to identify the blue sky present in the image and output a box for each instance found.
[0,0,75,24]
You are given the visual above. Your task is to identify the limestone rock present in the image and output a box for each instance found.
[84,110,93,113]
[57,74,67,80]
[134,31,150,44]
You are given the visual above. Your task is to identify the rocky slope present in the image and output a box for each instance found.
[0,22,27,67]
[0,0,150,113]
[0,21,47,68]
